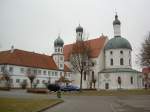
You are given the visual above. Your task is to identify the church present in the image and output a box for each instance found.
[0,14,143,89]
[64,14,143,89]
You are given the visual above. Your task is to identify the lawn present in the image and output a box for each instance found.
[60,89,150,96]
[0,97,63,112]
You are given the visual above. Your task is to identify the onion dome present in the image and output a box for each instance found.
[104,37,132,50]
[113,14,121,25]
[76,24,83,32]
[54,36,64,47]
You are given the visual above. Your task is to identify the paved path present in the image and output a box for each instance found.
[0,90,150,112]
[44,95,150,112]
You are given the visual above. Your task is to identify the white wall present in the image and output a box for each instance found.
[105,49,132,69]
[98,72,143,90]
[0,64,69,88]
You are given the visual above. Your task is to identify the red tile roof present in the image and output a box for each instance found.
[64,36,108,61]
[0,49,59,70]
[64,64,71,72]
[142,67,150,74]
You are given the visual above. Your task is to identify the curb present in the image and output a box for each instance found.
[36,100,64,112]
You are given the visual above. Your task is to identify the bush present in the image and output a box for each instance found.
[0,87,10,91]
[27,88,48,94]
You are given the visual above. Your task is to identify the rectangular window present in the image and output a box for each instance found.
[60,56,63,61]
[36,80,40,84]
[60,64,63,68]
[23,79,27,83]
[48,71,51,75]
[67,73,70,77]
[55,72,58,76]
[16,79,20,83]
[42,80,45,84]
[43,71,46,75]
[33,69,37,75]
[9,67,13,73]
[60,72,62,76]
[52,72,54,76]
[20,68,24,73]
[27,68,31,74]
[10,79,13,83]
[1,66,5,72]
[38,70,41,74]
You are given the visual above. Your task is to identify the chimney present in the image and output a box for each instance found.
[10,45,14,53]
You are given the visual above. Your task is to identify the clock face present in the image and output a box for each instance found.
[104,73,110,79]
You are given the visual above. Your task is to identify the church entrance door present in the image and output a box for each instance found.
[105,83,109,89]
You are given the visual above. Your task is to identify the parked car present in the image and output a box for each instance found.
[60,85,80,91]
[47,84,60,92]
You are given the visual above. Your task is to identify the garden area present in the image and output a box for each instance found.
[0,97,63,112]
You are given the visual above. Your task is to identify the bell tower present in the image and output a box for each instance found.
[53,35,64,70]
[76,24,83,41]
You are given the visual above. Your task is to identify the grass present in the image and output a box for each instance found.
[59,89,150,96]
[0,97,63,112]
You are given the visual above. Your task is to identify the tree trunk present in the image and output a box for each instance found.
[80,72,83,92]
[119,84,121,89]
[30,80,33,88]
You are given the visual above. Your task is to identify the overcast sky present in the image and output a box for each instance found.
[0,0,150,70]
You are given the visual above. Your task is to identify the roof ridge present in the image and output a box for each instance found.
[64,36,108,46]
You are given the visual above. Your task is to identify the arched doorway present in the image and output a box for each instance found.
[105,83,109,89]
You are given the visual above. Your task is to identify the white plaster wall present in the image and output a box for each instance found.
[105,49,132,69]
[52,54,64,70]
[98,72,143,90]
[0,64,66,88]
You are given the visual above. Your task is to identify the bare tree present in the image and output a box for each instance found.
[70,40,91,91]
[1,65,11,88]
[26,68,36,88]
[140,32,150,67]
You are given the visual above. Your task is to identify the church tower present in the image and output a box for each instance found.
[113,14,121,37]
[52,35,64,70]
[76,24,83,41]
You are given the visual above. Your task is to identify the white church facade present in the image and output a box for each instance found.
[64,14,143,90]
[0,14,143,89]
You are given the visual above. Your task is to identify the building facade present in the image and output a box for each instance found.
[0,39,72,88]
[64,14,143,89]
[0,14,143,89]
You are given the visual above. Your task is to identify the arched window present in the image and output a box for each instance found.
[110,58,113,66]
[129,59,131,65]
[110,51,113,55]
[130,77,133,84]
[117,76,121,89]
[58,48,60,52]
[120,50,123,54]
[120,58,124,65]
[92,71,94,81]
[118,77,121,85]
[84,71,86,80]
[79,33,81,37]
[55,48,57,52]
